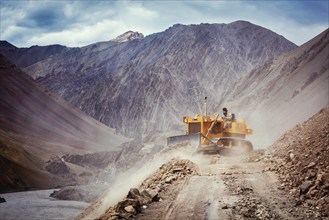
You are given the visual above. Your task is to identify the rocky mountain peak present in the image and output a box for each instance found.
[112,31,144,43]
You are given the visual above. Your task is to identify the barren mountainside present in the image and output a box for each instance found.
[8,21,296,136]
[222,28,329,147]
[0,55,128,192]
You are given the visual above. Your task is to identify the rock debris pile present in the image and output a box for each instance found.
[221,175,286,219]
[233,196,277,219]
[98,159,197,220]
[264,107,329,218]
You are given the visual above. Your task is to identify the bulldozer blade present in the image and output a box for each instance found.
[167,133,200,146]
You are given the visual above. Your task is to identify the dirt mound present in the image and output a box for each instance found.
[139,158,197,189]
[264,107,329,218]
[46,156,71,175]
[97,158,197,220]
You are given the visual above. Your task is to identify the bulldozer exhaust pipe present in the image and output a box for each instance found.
[204,96,207,117]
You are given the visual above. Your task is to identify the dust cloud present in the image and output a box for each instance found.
[79,141,203,220]
[247,109,279,149]
[219,148,251,164]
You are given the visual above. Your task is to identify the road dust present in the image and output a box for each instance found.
[77,141,203,220]
[246,109,276,149]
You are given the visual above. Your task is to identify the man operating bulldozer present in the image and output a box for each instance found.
[222,107,232,129]
[222,107,232,120]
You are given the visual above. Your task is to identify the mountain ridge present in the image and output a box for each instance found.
[0,41,69,68]
[7,21,297,136]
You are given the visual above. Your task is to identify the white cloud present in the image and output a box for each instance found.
[1,0,328,47]
[245,12,328,45]
[126,4,158,19]
[273,23,327,46]
[26,19,127,47]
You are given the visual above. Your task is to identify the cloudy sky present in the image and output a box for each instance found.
[1,0,328,47]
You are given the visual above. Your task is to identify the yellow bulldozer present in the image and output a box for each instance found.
[168,98,253,154]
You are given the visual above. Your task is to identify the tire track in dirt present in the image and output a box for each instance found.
[164,176,227,220]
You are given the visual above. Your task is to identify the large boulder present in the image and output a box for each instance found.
[0,197,6,203]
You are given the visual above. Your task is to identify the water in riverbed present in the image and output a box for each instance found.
[0,189,89,220]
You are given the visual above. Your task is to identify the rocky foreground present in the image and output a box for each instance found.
[263,106,329,218]
[97,159,197,220]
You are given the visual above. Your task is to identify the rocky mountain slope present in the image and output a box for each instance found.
[0,55,128,192]
[221,28,329,147]
[6,21,296,136]
[263,106,329,217]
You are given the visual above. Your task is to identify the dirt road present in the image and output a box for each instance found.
[137,153,303,220]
